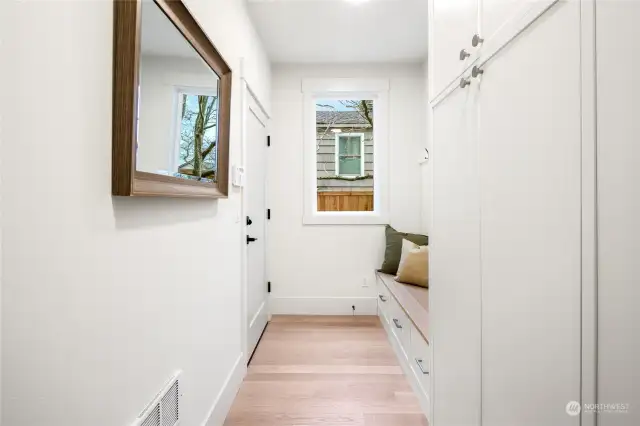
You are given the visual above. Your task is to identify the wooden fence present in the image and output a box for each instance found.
[317,192,374,212]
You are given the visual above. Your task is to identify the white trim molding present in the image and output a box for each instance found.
[270,297,378,315]
[302,78,390,225]
[239,57,271,367]
[201,353,246,426]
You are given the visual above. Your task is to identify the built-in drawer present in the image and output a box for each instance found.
[376,277,391,324]
[410,323,431,395]
[389,297,411,359]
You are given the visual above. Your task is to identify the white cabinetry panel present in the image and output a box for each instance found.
[431,0,477,97]
[431,83,482,426]
[477,2,581,425]
[596,2,640,425]
[480,0,558,52]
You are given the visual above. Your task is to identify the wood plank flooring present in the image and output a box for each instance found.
[224,315,427,426]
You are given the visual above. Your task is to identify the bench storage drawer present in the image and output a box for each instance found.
[389,296,411,359]
[410,323,431,396]
[376,276,392,324]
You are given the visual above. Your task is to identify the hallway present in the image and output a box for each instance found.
[224,316,427,426]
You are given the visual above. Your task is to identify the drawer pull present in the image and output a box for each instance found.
[415,358,429,375]
[393,318,403,329]
[378,294,387,302]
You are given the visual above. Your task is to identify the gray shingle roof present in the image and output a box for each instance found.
[316,111,370,125]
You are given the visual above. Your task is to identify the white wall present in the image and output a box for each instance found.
[268,63,425,314]
[137,55,219,175]
[1,1,269,426]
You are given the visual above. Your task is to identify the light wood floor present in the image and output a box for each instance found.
[224,315,428,426]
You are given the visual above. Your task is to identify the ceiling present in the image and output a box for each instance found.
[246,0,429,63]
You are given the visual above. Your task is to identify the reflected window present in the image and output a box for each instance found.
[174,90,218,182]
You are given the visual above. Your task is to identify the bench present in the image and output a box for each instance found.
[375,271,431,421]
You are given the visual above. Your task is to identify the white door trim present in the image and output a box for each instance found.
[240,59,270,365]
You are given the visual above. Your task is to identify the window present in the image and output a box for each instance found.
[303,79,389,225]
[336,133,365,176]
[173,89,218,182]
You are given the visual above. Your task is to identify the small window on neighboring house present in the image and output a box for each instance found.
[303,79,389,225]
[336,134,365,176]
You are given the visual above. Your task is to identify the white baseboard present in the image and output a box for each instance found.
[202,353,246,426]
[270,297,377,315]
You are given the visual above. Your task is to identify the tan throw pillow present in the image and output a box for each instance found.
[395,239,429,288]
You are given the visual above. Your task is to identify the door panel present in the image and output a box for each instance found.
[246,95,268,360]
[431,83,482,426]
[477,2,581,425]
[481,0,557,49]
[431,0,478,97]
[596,2,640,425]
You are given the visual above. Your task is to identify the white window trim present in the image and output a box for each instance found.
[170,86,218,173]
[335,132,365,177]
[302,78,390,225]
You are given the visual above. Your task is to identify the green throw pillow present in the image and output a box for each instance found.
[379,225,429,275]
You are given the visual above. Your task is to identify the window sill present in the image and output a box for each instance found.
[303,211,389,226]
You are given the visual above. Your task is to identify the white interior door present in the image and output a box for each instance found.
[245,93,268,361]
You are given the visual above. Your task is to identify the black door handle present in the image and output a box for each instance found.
[246,216,253,226]
[246,236,258,244]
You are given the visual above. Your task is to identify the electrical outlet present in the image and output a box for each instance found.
[361,277,369,288]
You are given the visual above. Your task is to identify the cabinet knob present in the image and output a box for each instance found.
[472,34,484,47]
[459,49,471,60]
[459,77,471,88]
[471,65,484,78]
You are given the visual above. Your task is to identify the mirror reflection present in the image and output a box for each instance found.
[137,0,220,182]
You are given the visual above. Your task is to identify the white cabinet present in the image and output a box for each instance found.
[431,0,477,97]
[429,0,559,98]
[596,2,640,425]
[477,2,582,425]
[430,81,482,426]
[480,0,557,50]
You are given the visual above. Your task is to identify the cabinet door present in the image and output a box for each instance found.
[596,2,640,424]
[431,0,477,97]
[431,83,481,426]
[481,0,558,52]
[477,2,581,426]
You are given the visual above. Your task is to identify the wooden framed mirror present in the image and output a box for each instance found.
[112,0,232,198]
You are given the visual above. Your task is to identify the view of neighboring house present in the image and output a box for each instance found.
[316,110,374,211]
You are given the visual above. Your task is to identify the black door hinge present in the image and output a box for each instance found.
[267,281,271,293]
[267,209,271,220]
[267,135,271,147]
